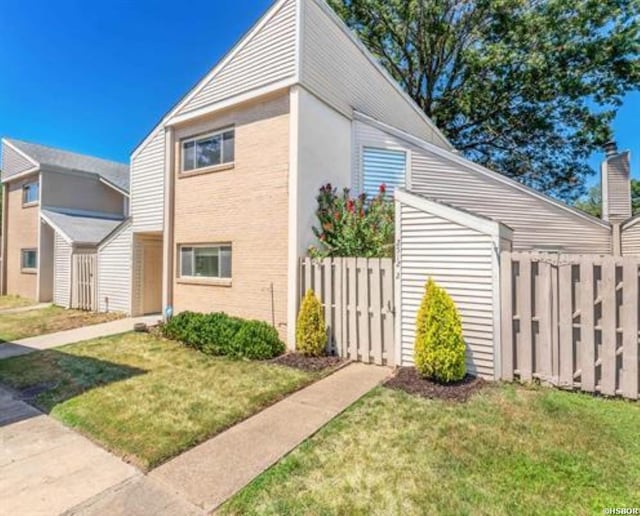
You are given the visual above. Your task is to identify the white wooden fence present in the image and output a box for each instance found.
[71,253,97,311]
[501,251,639,400]
[299,257,395,366]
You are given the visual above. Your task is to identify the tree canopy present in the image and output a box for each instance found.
[329,0,640,200]
[575,179,640,218]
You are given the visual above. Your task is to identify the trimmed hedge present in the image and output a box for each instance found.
[414,279,467,383]
[162,311,285,360]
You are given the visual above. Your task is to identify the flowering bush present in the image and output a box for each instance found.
[308,183,394,258]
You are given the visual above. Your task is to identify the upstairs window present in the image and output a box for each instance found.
[362,147,406,199]
[182,128,235,173]
[22,181,39,206]
[21,249,37,270]
[180,244,232,279]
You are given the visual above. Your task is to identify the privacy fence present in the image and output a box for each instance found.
[500,251,639,400]
[71,253,97,312]
[299,257,395,366]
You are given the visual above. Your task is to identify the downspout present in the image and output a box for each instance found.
[162,127,175,319]
[0,183,8,294]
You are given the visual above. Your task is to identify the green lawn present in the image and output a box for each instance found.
[0,295,37,311]
[0,333,317,470]
[223,385,640,515]
[0,305,123,342]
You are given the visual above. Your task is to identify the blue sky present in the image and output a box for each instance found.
[0,0,637,191]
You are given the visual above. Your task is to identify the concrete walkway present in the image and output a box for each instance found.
[0,387,139,515]
[149,363,391,513]
[0,315,161,360]
[0,302,51,314]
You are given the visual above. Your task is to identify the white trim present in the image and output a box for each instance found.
[1,166,40,184]
[287,85,301,349]
[98,218,132,249]
[394,197,403,366]
[395,188,512,239]
[491,237,503,380]
[309,0,452,150]
[294,0,303,84]
[41,206,124,220]
[623,214,640,230]
[131,0,292,160]
[161,127,175,319]
[356,112,611,230]
[40,212,74,245]
[35,172,42,301]
[98,177,129,197]
[167,80,295,127]
[1,139,40,168]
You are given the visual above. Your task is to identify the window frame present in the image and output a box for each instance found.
[22,181,39,207]
[180,127,235,175]
[20,248,37,272]
[178,243,232,283]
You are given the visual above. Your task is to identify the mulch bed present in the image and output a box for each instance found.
[271,353,346,372]
[385,367,487,402]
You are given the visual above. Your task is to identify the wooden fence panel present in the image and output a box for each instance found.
[71,253,97,312]
[501,251,640,401]
[299,257,395,366]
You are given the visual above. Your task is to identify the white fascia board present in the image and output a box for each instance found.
[356,112,611,230]
[98,218,132,249]
[1,166,40,183]
[395,188,507,238]
[1,139,40,168]
[131,0,293,161]
[622,214,640,230]
[99,177,129,197]
[311,0,453,150]
[40,212,73,245]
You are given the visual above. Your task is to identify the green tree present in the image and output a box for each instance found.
[329,0,640,200]
[575,179,640,218]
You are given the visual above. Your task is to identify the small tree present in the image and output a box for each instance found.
[296,289,327,356]
[414,279,466,383]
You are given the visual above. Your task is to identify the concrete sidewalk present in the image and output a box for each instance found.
[0,302,51,314]
[0,315,161,360]
[150,363,391,512]
[0,387,139,516]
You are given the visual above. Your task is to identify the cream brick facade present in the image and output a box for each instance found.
[172,93,290,337]
[5,174,39,299]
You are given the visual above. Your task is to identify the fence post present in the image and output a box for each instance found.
[500,251,514,381]
[518,254,533,381]
[600,256,617,396]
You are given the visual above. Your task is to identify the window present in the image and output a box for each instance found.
[22,181,39,205]
[362,147,406,198]
[182,129,235,172]
[21,249,37,270]
[180,245,232,279]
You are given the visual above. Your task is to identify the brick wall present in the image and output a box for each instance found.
[172,93,290,339]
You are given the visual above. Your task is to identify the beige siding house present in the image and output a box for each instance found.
[0,139,129,307]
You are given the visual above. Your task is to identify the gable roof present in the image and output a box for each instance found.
[41,209,125,246]
[5,139,129,193]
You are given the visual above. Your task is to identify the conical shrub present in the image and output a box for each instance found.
[296,289,327,356]
[414,279,466,383]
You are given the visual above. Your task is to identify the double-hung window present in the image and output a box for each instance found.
[180,245,232,279]
[21,249,37,271]
[22,181,39,206]
[182,128,235,173]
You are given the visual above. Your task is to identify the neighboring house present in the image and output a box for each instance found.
[100,0,634,350]
[0,139,129,308]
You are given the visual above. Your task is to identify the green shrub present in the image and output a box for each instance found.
[414,279,466,383]
[296,289,327,356]
[162,311,284,360]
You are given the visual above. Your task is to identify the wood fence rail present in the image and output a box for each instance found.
[299,257,395,366]
[501,251,639,400]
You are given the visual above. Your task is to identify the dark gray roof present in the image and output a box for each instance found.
[6,139,129,193]
[42,209,125,245]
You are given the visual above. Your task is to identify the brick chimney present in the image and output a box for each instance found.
[601,141,632,224]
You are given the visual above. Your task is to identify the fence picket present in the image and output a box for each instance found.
[622,258,639,400]
[558,264,574,388]
[381,259,394,366]
[347,258,358,361]
[518,255,533,381]
[580,257,596,392]
[538,260,553,382]
[600,256,617,396]
[370,259,383,365]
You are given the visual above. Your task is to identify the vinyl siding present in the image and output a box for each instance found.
[53,233,72,308]
[398,202,496,378]
[602,152,631,223]
[97,222,132,313]
[1,143,36,180]
[300,0,450,149]
[131,130,165,232]
[175,0,297,117]
[622,220,640,255]
[355,121,612,254]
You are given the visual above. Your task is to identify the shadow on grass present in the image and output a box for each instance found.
[0,348,146,424]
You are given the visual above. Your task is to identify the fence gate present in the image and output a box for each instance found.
[299,257,395,366]
[71,253,97,311]
[501,251,639,400]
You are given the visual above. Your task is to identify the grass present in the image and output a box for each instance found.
[0,295,37,310]
[0,332,317,470]
[223,384,640,515]
[0,305,123,342]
